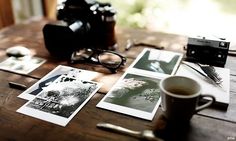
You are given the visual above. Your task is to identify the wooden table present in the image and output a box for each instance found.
[0,18,236,141]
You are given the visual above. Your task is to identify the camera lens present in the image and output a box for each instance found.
[69,21,83,32]
[69,20,90,35]
[219,42,226,48]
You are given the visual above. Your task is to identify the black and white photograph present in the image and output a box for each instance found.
[130,48,183,76]
[0,56,46,74]
[17,75,102,126]
[96,48,183,120]
[18,65,99,100]
[96,72,162,120]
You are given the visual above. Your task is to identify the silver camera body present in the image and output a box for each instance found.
[186,36,230,67]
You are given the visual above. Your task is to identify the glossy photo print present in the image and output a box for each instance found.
[17,75,102,126]
[97,48,183,120]
[18,65,99,100]
[97,72,161,120]
[0,56,46,74]
[131,48,183,76]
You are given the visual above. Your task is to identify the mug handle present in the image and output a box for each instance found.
[196,95,216,112]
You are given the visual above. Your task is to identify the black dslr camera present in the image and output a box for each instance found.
[43,0,117,59]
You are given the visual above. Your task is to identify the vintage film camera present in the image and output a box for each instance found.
[43,0,117,59]
[186,36,230,67]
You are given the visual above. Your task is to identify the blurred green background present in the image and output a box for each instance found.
[98,0,236,43]
[11,0,236,47]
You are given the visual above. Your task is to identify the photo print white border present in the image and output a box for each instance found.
[128,48,183,78]
[18,65,99,100]
[96,71,164,120]
[0,56,46,74]
[17,75,102,126]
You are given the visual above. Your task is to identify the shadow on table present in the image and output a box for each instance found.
[153,114,193,141]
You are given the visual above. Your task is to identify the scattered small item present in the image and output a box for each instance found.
[196,63,222,84]
[125,39,164,51]
[97,122,163,141]
[177,61,230,108]
[182,62,222,87]
[9,82,27,90]
[6,46,31,57]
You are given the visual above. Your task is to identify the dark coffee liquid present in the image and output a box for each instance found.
[168,88,192,96]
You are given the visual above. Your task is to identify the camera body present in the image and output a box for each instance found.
[43,0,117,59]
[186,36,230,67]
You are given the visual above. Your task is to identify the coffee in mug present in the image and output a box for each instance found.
[159,76,215,123]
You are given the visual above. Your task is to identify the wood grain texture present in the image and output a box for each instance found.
[0,18,236,141]
[42,0,57,20]
[0,0,14,29]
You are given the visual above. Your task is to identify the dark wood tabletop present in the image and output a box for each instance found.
[0,18,236,141]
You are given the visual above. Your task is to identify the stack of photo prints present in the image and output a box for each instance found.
[17,65,102,126]
[97,48,183,120]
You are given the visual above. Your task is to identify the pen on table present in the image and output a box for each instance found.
[9,82,27,90]
[125,39,165,51]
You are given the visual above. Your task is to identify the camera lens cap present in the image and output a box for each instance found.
[6,46,31,57]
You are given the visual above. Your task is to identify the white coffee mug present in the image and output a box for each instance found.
[159,76,215,122]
